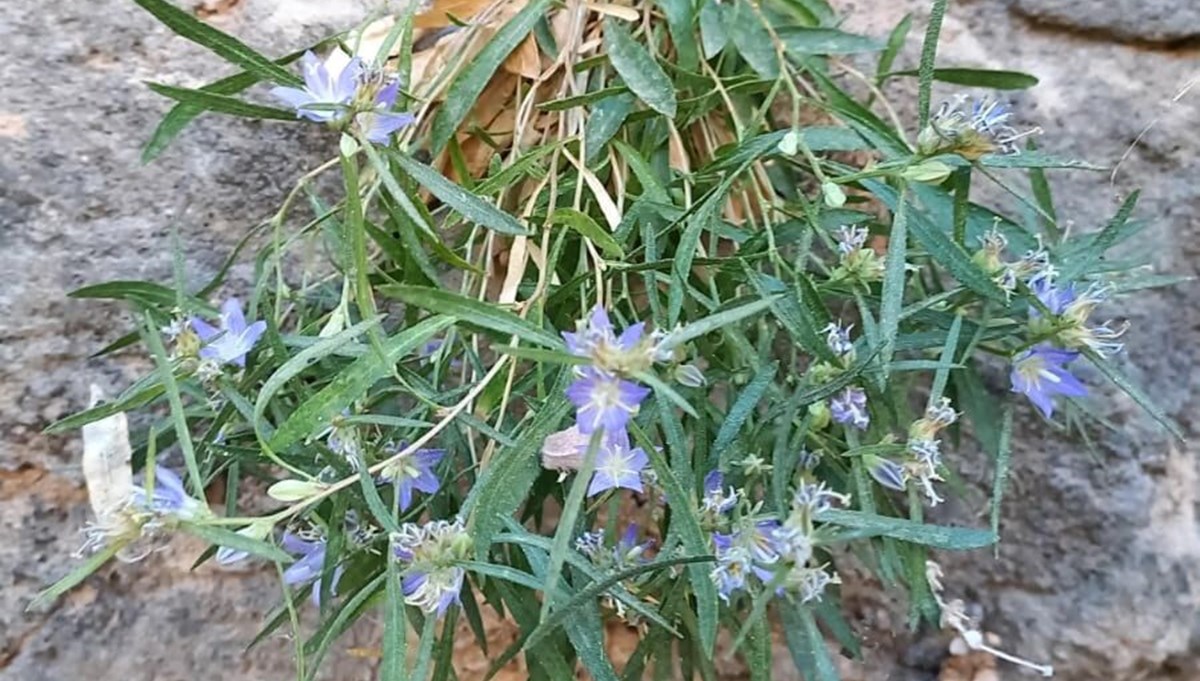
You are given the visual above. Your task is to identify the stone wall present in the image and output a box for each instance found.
[2,1,1196,679]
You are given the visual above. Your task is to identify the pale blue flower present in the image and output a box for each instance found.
[700,470,738,515]
[866,456,907,492]
[353,78,415,145]
[829,386,869,430]
[391,518,469,616]
[271,52,361,122]
[131,466,204,520]
[566,367,650,434]
[378,444,444,511]
[281,531,344,606]
[587,429,648,497]
[1011,344,1087,418]
[189,298,266,367]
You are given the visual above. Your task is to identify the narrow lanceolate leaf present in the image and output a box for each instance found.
[990,404,1013,555]
[1058,191,1140,281]
[381,559,408,681]
[603,18,677,118]
[817,509,995,550]
[550,208,625,258]
[712,362,778,454]
[878,189,908,373]
[780,604,839,681]
[144,48,310,162]
[146,83,300,121]
[464,370,573,554]
[179,523,293,564]
[916,0,949,128]
[378,286,561,348]
[390,152,530,236]
[253,317,382,444]
[132,0,299,86]
[268,316,455,450]
[631,424,719,654]
[30,542,123,610]
[429,0,552,154]
[778,26,883,55]
[1082,348,1183,440]
[664,297,777,350]
[888,67,1039,90]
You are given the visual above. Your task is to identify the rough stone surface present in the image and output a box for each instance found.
[2,0,1199,680]
[1011,0,1200,44]
[840,1,1200,679]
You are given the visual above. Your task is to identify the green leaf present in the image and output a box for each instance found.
[780,604,839,681]
[878,188,908,372]
[179,523,293,563]
[584,93,636,163]
[916,0,949,129]
[390,152,531,236]
[29,542,122,609]
[550,207,625,258]
[1082,348,1183,439]
[729,1,779,79]
[253,317,382,443]
[876,13,912,81]
[464,370,573,554]
[990,404,1013,555]
[712,361,778,454]
[69,280,215,311]
[631,424,719,654]
[666,296,777,349]
[45,380,168,433]
[890,67,1039,90]
[429,0,552,154]
[132,0,299,85]
[748,270,835,361]
[603,18,677,118]
[268,316,455,450]
[379,285,560,348]
[778,26,883,55]
[540,431,602,617]
[146,82,299,121]
[698,0,730,58]
[656,0,699,70]
[817,509,996,549]
[381,560,409,681]
[1058,191,1139,281]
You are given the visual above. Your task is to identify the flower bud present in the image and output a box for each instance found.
[900,159,952,184]
[674,363,707,388]
[267,479,326,502]
[821,182,846,208]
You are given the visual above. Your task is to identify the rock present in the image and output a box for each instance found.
[1012,0,1200,44]
[838,0,1200,679]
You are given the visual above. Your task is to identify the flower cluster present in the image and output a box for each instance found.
[917,95,1037,160]
[904,398,959,506]
[814,322,871,431]
[392,518,471,616]
[830,225,885,283]
[79,466,208,560]
[272,51,415,145]
[576,524,655,570]
[704,470,845,605]
[280,528,344,606]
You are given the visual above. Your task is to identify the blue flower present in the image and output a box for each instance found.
[566,367,651,434]
[189,298,266,367]
[1011,344,1087,418]
[130,466,205,519]
[711,534,752,603]
[700,470,738,515]
[353,78,415,145]
[866,456,907,492]
[1029,273,1076,316]
[281,531,344,606]
[829,386,869,430]
[271,52,361,122]
[822,321,855,358]
[378,444,444,511]
[392,519,470,616]
[587,429,649,497]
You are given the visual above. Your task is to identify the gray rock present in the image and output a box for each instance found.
[839,0,1200,679]
[1011,0,1200,44]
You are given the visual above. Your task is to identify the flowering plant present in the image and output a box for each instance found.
[40,0,1179,679]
